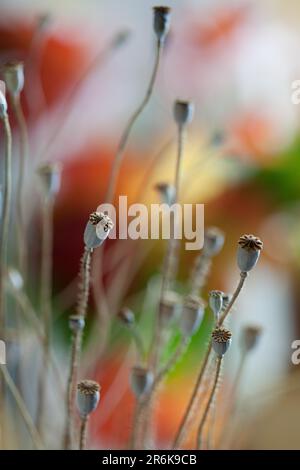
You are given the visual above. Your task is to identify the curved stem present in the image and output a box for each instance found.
[105,38,162,204]
[149,125,184,372]
[11,94,28,284]
[79,415,89,450]
[196,356,222,449]
[65,248,92,449]
[0,115,12,335]
[218,272,247,326]
[0,365,43,449]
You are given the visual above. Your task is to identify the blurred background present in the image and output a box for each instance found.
[1,0,300,450]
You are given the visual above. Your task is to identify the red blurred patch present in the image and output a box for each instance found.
[189,6,247,51]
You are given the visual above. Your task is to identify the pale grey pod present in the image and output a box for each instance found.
[95,214,114,242]
[159,291,180,325]
[117,307,135,327]
[203,227,225,257]
[209,290,223,319]
[8,268,24,291]
[212,338,231,357]
[242,325,262,352]
[69,315,85,332]
[212,327,232,357]
[77,380,100,417]
[153,6,171,41]
[37,162,62,199]
[237,246,260,272]
[2,62,24,96]
[0,81,7,119]
[180,295,205,337]
[173,100,194,126]
[84,221,103,249]
[130,367,154,398]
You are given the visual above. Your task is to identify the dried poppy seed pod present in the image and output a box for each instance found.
[154,182,175,206]
[159,291,180,325]
[237,234,263,272]
[209,290,224,319]
[84,211,114,249]
[117,307,135,327]
[222,292,232,310]
[153,6,171,42]
[130,366,154,398]
[212,327,232,357]
[241,325,262,352]
[69,315,85,333]
[2,62,24,97]
[180,295,205,337]
[95,212,114,240]
[174,100,194,127]
[203,227,225,257]
[77,380,100,418]
[0,80,8,119]
[37,162,62,199]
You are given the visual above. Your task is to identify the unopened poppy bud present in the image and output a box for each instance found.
[212,327,232,357]
[2,62,24,97]
[117,307,135,327]
[77,380,100,417]
[153,6,171,42]
[84,212,114,249]
[209,290,223,319]
[154,182,175,206]
[69,315,85,333]
[130,366,154,398]
[180,295,205,337]
[173,100,194,127]
[37,162,62,199]
[241,325,262,352]
[203,227,225,257]
[0,80,8,119]
[159,291,180,325]
[237,234,263,272]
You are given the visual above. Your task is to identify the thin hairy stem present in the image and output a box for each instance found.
[0,115,12,334]
[105,38,162,204]
[130,398,145,450]
[79,415,89,450]
[36,197,54,435]
[197,356,222,449]
[149,125,184,372]
[0,365,43,449]
[65,248,92,449]
[11,94,28,283]
[173,342,212,449]
[173,270,248,449]
[218,272,248,326]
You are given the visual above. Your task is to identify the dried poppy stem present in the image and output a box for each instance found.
[218,272,247,325]
[65,248,92,449]
[0,114,12,334]
[79,416,89,450]
[11,94,29,283]
[105,38,163,205]
[172,274,246,449]
[36,196,54,435]
[196,356,222,450]
[0,365,43,449]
